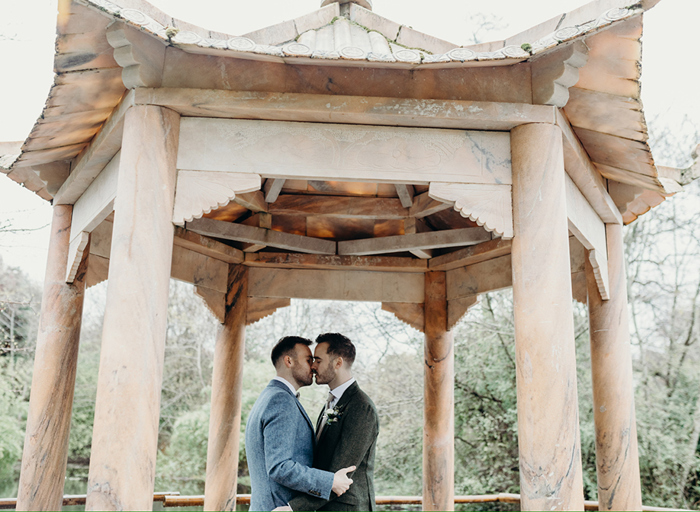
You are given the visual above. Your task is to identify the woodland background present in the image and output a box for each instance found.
[0,124,699,511]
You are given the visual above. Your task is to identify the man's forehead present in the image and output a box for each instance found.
[296,344,312,356]
[313,342,329,356]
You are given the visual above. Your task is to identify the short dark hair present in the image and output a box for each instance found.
[271,336,312,367]
[316,333,356,366]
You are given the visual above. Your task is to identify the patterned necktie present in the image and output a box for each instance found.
[316,392,335,441]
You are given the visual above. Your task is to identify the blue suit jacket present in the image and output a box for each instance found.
[245,380,334,511]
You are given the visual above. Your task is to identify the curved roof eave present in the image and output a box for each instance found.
[3,0,690,226]
[82,0,642,69]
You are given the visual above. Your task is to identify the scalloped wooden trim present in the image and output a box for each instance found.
[66,232,90,283]
[246,297,291,325]
[447,296,479,330]
[194,286,226,323]
[381,302,424,332]
[428,183,513,239]
[172,171,261,226]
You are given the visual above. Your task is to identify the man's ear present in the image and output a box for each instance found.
[284,354,293,368]
[334,357,343,369]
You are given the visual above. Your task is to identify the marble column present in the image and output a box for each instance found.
[17,205,88,511]
[423,271,454,511]
[510,123,584,511]
[204,265,248,511]
[586,223,642,511]
[86,105,180,511]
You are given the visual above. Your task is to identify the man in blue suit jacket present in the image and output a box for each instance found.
[246,336,355,511]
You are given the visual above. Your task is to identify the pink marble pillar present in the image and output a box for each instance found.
[510,123,584,511]
[86,106,180,511]
[17,205,88,511]
[204,265,248,511]
[586,223,642,511]
[423,271,455,511]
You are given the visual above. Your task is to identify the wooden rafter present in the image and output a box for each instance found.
[409,191,452,218]
[269,195,409,219]
[338,227,491,256]
[244,252,427,273]
[186,218,336,255]
[429,239,512,271]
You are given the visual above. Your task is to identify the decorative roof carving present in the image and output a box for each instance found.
[4,0,692,230]
[429,183,513,240]
[321,0,372,11]
[80,0,641,68]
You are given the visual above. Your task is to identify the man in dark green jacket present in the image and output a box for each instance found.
[288,333,379,512]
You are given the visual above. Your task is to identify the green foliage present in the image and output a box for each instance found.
[0,359,26,481]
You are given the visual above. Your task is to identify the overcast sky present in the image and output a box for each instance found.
[0,0,698,282]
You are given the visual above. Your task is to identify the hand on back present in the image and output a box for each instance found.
[332,465,356,496]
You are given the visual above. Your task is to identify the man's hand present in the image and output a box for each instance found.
[332,465,356,496]
[272,506,292,511]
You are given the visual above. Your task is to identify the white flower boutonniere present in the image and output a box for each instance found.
[325,405,343,424]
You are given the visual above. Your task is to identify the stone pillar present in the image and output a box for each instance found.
[203,265,248,511]
[423,271,454,511]
[86,105,180,511]
[16,205,88,511]
[586,223,642,511]
[510,123,584,511]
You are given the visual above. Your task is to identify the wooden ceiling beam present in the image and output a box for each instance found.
[248,267,424,303]
[174,227,244,264]
[338,227,491,256]
[134,88,557,131]
[269,195,409,219]
[234,191,268,213]
[395,184,414,208]
[556,110,622,224]
[409,191,452,218]
[429,238,512,271]
[244,252,427,273]
[186,217,336,255]
[54,90,134,205]
[264,178,285,203]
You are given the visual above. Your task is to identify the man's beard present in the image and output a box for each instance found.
[292,364,313,387]
[314,365,336,385]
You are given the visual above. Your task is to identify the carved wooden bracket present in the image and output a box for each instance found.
[428,183,513,239]
[531,40,589,108]
[172,171,262,226]
[106,22,166,89]
[447,296,478,330]
[194,286,226,323]
[247,297,292,325]
[66,232,90,283]
[381,302,424,332]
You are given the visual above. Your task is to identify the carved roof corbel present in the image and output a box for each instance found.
[531,40,589,108]
[106,21,166,89]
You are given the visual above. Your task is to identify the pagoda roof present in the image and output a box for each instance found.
[0,0,694,223]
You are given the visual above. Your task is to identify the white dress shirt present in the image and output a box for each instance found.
[327,377,356,409]
[273,376,298,397]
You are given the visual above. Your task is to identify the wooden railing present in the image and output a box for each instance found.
[0,491,689,511]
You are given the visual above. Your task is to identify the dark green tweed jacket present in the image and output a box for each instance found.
[289,381,379,511]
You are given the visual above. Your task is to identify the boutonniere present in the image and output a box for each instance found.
[324,404,345,424]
